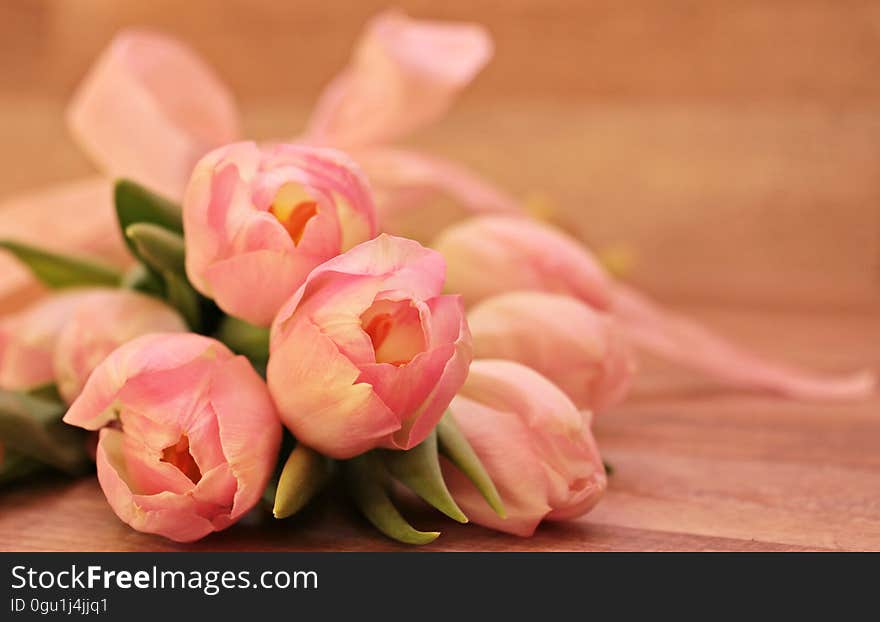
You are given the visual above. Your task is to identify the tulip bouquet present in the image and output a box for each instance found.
[0,11,874,545]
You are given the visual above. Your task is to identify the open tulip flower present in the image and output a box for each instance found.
[268,234,472,459]
[64,333,281,542]
[443,359,607,537]
[183,141,378,326]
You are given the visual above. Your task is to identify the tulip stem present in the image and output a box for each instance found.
[381,430,468,524]
[345,453,440,545]
[437,412,506,519]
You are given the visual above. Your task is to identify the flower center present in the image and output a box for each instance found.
[270,183,319,245]
[160,435,202,484]
[360,299,426,366]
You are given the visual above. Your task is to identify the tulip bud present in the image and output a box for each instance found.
[468,292,635,413]
[433,215,612,310]
[67,29,239,199]
[53,290,187,404]
[268,234,472,459]
[183,141,378,326]
[443,360,606,537]
[64,333,281,542]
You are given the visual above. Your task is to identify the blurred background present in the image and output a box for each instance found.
[1,0,878,310]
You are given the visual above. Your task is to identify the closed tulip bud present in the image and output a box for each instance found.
[0,289,185,401]
[468,292,635,413]
[443,360,606,537]
[183,141,378,326]
[64,333,281,542]
[268,234,472,459]
[433,215,612,309]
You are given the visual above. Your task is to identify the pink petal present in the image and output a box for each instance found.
[433,216,613,309]
[64,333,225,430]
[67,29,240,199]
[468,291,635,412]
[267,317,399,459]
[306,10,492,148]
[610,282,877,402]
[353,148,522,242]
[96,428,216,542]
[0,290,99,391]
[209,356,281,520]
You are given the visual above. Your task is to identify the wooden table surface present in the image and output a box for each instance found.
[0,0,879,551]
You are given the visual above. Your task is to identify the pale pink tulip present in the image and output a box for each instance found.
[268,234,472,459]
[433,215,612,310]
[64,333,281,542]
[435,215,875,402]
[468,292,635,413]
[67,29,239,199]
[307,9,492,149]
[0,291,91,391]
[183,141,378,326]
[443,359,606,537]
[53,290,187,404]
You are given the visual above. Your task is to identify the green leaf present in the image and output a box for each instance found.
[121,263,165,296]
[215,316,270,366]
[0,240,121,289]
[163,271,202,330]
[345,453,440,545]
[273,444,331,519]
[381,429,467,524]
[437,412,506,519]
[114,179,183,258]
[125,223,186,278]
[0,390,88,474]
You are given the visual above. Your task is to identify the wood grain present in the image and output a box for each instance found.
[0,1,878,551]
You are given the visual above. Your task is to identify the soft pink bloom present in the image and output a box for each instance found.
[268,234,472,459]
[304,11,521,239]
[307,9,492,149]
[435,215,875,402]
[67,29,239,200]
[468,292,635,413]
[443,359,606,537]
[53,290,187,404]
[183,141,378,326]
[64,333,281,542]
[433,215,612,310]
[0,289,186,402]
[0,291,91,391]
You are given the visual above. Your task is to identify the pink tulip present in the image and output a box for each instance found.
[183,141,378,326]
[468,292,635,413]
[433,215,612,310]
[64,333,281,542]
[0,291,90,391]
[268,234,472,459]
[435,215,875,402]
[52,290,187,404]
[0,289,186,402]
[67,29,239,200]
[443,359,606,537]
[307,9,492,149]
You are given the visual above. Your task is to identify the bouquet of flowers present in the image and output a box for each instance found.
[0,11,873,544]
